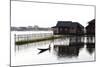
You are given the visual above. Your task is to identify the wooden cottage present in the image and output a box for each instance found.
[52,21,84,35]
[86,19,95,35]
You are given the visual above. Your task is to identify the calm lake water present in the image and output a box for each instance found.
[11,32,95,66]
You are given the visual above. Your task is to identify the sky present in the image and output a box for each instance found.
[11,1,95,27]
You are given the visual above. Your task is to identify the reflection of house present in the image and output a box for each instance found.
[86,43,95,54]
[54,45,80,57]
[86,19,95,35]
[53,36,85,57]
[52,21,84,35]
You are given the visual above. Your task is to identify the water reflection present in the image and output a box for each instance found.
[86,43,95,54]
[53,36,84,58]
[54,45,80,58]
[86,36,95,54]
[53,36,95,58]
[16,40,52,51]
[15,36,95,59]
[14,36,95,66]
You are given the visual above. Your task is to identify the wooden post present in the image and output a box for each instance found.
[14,34,16,52]
[27,34,28,46]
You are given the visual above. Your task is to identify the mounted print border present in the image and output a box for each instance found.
[10,0,96,67]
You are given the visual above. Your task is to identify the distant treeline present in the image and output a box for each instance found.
[11,26,52,31]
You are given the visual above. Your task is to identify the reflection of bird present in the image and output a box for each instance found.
[38,44,51,54]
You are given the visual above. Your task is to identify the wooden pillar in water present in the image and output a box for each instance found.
[14,34,16,52]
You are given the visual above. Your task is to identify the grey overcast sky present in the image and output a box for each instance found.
[11,1,95,27]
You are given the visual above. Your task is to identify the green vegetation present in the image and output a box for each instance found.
[15,35,64,45]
